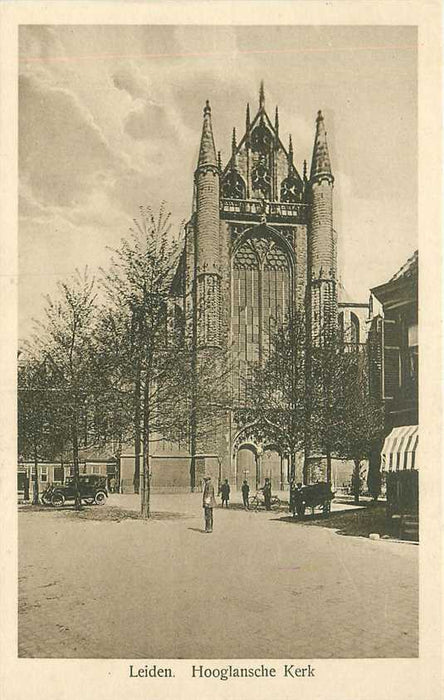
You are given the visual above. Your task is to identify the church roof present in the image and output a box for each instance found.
[222,82,302,182]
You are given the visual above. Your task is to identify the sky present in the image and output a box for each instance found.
[19,25,417,339]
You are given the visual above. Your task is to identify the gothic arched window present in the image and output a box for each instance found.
[250,122,272,152]
[350,313,360,346]
[251,154,271,199]
[280,176,302,203]
[232,233,291,400]
[222,170,246,200]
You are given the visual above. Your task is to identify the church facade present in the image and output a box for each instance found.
[170,84,366,491]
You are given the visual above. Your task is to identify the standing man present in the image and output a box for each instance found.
[262,477,272,511]
[241,480,250,509]
[220,478,230,508]
[202,476,217,533]
[295,482,305,519]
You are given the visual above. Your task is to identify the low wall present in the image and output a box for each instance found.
[120,455,192,494]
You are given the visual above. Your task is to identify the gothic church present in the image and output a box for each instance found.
[169,83,365,490]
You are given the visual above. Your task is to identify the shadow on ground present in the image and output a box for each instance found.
[272,502,397,539]
[19,504,192,522]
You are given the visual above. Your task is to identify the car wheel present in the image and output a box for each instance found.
[51,492,65,507]
[94,491,107,505]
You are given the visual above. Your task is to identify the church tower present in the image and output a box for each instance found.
[308,111,337,343]
[194,100,221,348]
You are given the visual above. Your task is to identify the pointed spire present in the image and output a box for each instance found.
[246,103,251,133]
[197,100,217,169]
[231,128,237,169]
[259,80,265,110]
[288,134,293,162]
[303,159,307,181]
[310,110,333,181]
[274,106,279,136]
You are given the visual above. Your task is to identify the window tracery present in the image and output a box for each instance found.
[251,154,271,198]
[232,232,292,399]
[280,176,302,203]
[222,170,246,200]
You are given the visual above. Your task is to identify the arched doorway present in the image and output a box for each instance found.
[236,444,257,491]
[262,444,284,491]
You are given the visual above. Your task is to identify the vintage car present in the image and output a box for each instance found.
[41,474,108,507]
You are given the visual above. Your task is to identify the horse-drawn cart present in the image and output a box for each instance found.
[292,482,335,518]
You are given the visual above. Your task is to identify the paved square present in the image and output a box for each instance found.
[18,493,418,658]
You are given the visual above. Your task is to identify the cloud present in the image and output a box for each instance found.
[112,63,150,100]
[19,73,125,208]
[124,102,170,141]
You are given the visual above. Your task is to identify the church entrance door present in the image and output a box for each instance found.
[261,448,282,491]
[236,446,257,492]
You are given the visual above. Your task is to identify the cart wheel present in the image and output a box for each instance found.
[272,498,281,509]
[51,492,65,507]
[249,497,259,511]
[94,491,107,505]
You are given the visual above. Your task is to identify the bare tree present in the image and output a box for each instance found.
[101,205,186,518]
[30,269,98,509]
[234,310,307,481]
[17,351,62,504]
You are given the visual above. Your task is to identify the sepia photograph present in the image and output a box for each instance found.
[14,23,422,661]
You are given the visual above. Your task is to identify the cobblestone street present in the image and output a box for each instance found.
[18,493,418,658]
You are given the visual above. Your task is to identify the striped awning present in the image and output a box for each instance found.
[381,425,418,471]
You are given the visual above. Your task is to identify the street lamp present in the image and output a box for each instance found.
[255,444,264,489]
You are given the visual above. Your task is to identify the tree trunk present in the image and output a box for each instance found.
[290,451,296,482]
[326,449,332,485]
[353,459,361,504]
[133,364,141,494]
[141,378,151,519]
[303,448,310,485]
[72,413,82,510]
[32,442,39,505]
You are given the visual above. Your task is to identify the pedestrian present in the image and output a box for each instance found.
[109,476,116,493]
[220,478,230,508]
[294,482,305,518]
[241,479,250,509]
[261,477,272,511]
[202,476,217,533]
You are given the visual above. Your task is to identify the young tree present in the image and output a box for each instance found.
[101,205,186,518]
[235,310,307,481]
[17,352,59,504]
[30,269,98,509]
[308,335,354,484]
[333,350,385,503]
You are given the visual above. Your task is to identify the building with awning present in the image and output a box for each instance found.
[381,425,419,529]
[366,251,419,516]
[381,425,418,472]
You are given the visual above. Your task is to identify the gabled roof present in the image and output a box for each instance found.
[371,250,418,306]
[389,249,418,282]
